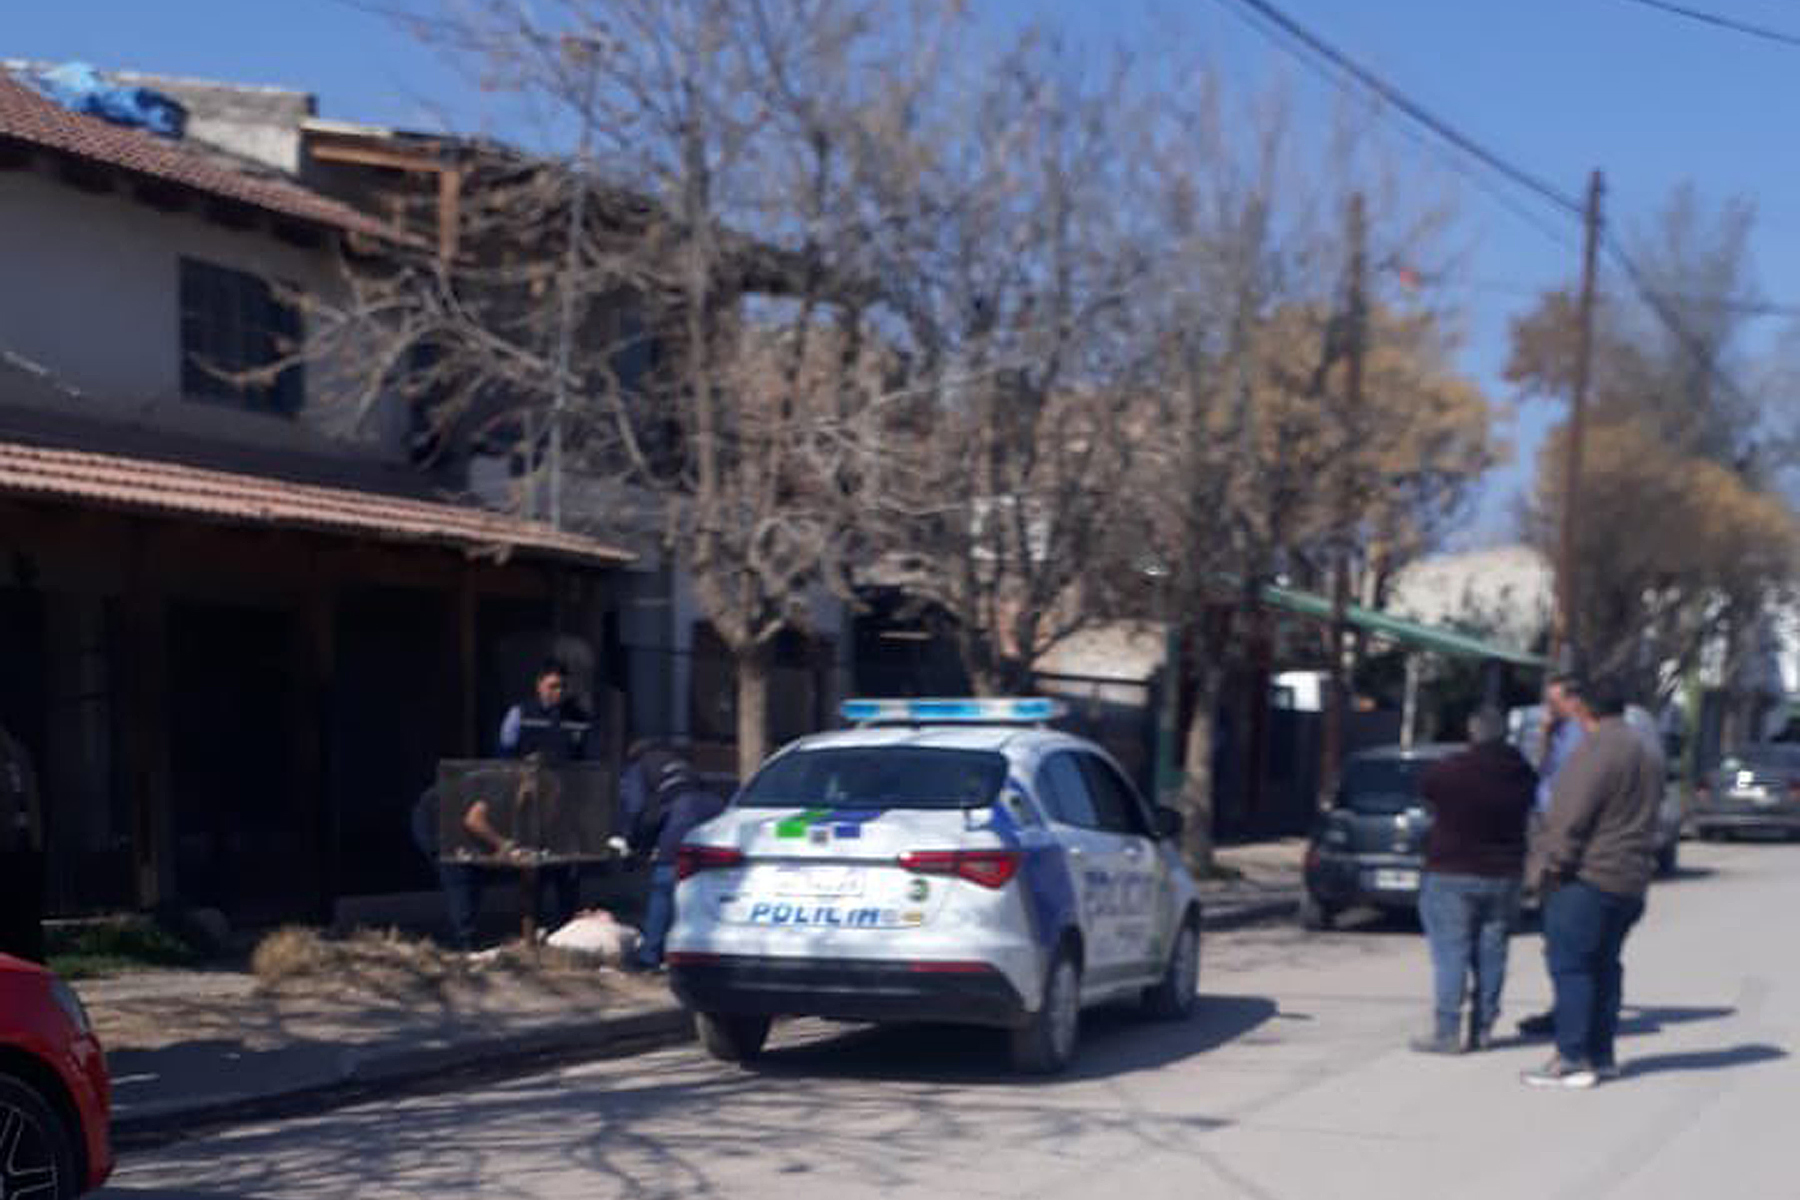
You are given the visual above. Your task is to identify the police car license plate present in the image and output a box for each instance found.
[773,865,865,897]
[1373,868,1419,891]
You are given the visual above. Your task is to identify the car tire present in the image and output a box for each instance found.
[1011,946,1081,1074]
[1141,915,1201,1020]
[695,1012,772,1064]
[1299,892,1336,931]
[0,1072,78,1200]
[1655,841,1679,877]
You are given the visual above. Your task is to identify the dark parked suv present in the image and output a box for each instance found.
[1300,744,1458,929]
[1691,743,1800,840]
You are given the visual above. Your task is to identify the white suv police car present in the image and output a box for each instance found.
[665,698,1204,1073]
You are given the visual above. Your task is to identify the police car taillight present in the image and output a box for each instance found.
[677,845,745,880]
[898,849,1021,889]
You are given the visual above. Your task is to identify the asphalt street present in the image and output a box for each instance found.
[96,840,1796,1200]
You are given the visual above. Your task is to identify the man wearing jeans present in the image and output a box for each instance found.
[628,754,726,970]
[1522,677,1662,1088]
[1411,707,1537,1054]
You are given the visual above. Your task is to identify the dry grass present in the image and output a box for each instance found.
[249,927,604,1001]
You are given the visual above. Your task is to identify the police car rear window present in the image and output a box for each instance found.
[737,747,1009,810]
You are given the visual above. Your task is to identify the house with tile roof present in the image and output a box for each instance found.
[0,64,638,927]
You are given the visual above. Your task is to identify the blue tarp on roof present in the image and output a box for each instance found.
[28,62,187,139]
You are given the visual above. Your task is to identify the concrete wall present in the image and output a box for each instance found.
[0,164,404,460]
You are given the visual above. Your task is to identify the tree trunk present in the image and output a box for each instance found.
[735,641,772,782]
[1175,660,1223,877]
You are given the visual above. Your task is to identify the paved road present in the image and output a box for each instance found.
[96,841,1796,1200]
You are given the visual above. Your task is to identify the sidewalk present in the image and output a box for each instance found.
[88,839,1303,1147]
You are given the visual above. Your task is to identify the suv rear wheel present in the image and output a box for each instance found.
[1010,947,1081,1074]
[1299,891,1337,931]
[0,1073,77,1200]
[695,1012,772,1064]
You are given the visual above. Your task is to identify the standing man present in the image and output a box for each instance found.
[1411,706,1537,1054]
[628,754,726,971]
[0,723,45,963]
[499,660,593,764]
[1521,676,1662,1089]
[1536,674,1587,815]
[497,660,593,935]
[1516,673,1588,1038]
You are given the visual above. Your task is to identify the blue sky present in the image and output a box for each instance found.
[10,0,1800,543]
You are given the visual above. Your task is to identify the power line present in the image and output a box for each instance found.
[1208,0,1586,220]
[1615,0,1800,50]
[1209,0,1780,429]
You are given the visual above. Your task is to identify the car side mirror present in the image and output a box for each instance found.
[1154,806,1184,840]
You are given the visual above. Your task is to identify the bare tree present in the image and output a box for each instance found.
[310,0,962,775]
[1509,185,1799,710]
[851,32,1157,695]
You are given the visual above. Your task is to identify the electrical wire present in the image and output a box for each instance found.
[1615,0,1800,50]
[1207,0,1586,219]
[1208,0,1788,413]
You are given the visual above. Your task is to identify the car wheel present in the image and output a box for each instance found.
[1011,946,1081,1074]
[1299,891,1336,931]
[1141,916,1201,1020]
[0,1073,77,1200]
[695,1012,772,1064]
[1655,841,1679,877]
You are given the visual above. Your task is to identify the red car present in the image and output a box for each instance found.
[0,954,112,1198]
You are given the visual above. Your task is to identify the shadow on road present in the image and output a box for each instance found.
[1623,1042,1788,1078]
[1617,1004,1737,1036]
[751,992,1279,1086]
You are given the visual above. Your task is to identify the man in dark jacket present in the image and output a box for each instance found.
[629,754,726,970]
[1411,706,1537,1054]
[1521,676,1661,1089]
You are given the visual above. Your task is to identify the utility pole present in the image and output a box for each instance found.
[1320,191,1365,807]
[549,36,600,531]
[1553,170,1604,672]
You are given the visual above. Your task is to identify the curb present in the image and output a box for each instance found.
[111,1003,695,1152]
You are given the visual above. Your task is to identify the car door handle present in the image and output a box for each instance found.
[1067,845,1085,858]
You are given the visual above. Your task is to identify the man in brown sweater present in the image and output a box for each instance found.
[1521,676,1662,1089]
[1411,706,1537,1054]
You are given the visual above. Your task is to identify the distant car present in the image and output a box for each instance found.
[1300,744,1455,930]
[665,698,1205,1074]
[1690,743,1800,840]
[0,954,113,1198]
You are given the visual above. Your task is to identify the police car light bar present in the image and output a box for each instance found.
[840,697,1067,725]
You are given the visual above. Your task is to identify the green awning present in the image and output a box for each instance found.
[1261,582,1546,669]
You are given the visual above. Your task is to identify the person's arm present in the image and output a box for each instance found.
[463,800,516,857]
[498,706,522,757]
[1535,735,1611,885]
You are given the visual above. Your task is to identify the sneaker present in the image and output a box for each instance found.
[1409,1031,1463,1055]
[1521,1056,1598,1089]
[1516,1011,1555,1038]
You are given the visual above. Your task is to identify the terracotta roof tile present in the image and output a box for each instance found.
[0,437,631,566]
[0,72,398,240]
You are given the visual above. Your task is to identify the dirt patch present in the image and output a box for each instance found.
[89,929,670,1054]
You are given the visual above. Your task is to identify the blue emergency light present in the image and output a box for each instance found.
[839,697,1067,725]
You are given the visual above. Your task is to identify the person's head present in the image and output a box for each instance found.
[534,660,568,707]
[1466,705,1508,746]
[1581,674,1631,721]
[1545,673,1581,720]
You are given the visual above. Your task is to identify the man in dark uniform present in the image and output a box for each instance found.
[494,660,592,933]
[498,661,593,763]
[0,723,46,963]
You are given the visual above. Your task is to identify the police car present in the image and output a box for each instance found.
[665,698,1204,1073]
